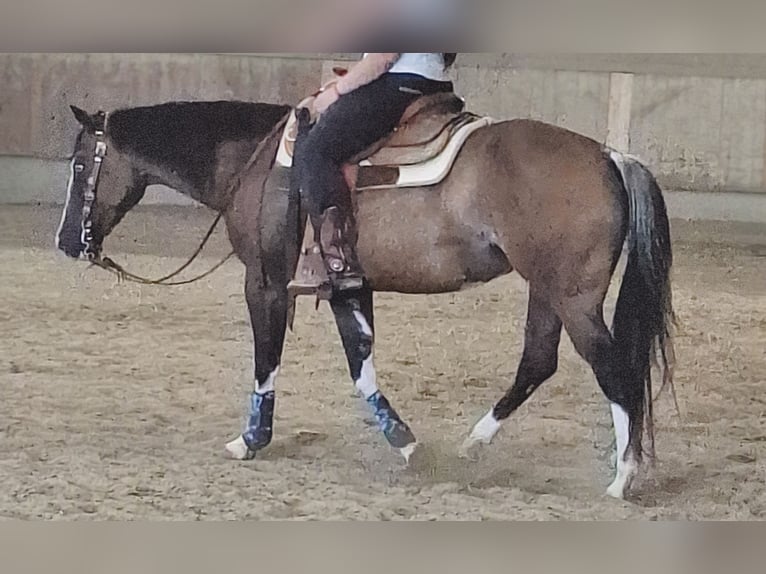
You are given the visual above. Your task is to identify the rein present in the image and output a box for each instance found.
[89,213,233,286]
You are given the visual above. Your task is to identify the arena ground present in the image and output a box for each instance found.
[0,204,763,519]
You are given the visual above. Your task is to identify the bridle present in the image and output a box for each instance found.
[79,109,233,286]
[80,110,108,261]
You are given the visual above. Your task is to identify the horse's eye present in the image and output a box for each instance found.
[74,164,85,172]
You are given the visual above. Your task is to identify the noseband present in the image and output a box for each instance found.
[81,110,108,261]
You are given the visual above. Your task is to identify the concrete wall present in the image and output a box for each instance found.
[2,53,766,222]
[0,53,323,160]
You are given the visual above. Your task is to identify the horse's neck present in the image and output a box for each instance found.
[205,138,266,210]
[140,136,262,212]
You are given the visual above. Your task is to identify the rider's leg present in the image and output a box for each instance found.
[288,74,454,296]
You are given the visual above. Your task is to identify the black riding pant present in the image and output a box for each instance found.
[297,72,454,216]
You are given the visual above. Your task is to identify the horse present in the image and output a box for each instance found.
[55,94,675,500]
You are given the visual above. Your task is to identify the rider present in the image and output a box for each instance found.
[289,53,457,295]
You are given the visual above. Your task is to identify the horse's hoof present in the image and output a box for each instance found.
[400,442,417,464]
[605,475,635,500]
[458,437,484,461]
[224,435,255,460]
[605,457,638,499]
[605,482,626,499]
[460,410,501,460]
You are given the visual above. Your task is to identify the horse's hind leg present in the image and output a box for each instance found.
[225,265,288,460]
[461,288,562,456]
[330,287,417,461]
[558,304,643,499]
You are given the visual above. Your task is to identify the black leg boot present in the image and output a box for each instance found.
[318,206,365,292]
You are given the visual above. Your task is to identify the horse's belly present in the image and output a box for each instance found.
[355,189,511,294]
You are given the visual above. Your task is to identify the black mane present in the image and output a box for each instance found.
[107,100,291,191]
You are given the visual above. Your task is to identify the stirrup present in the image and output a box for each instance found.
[287,208,365,300]
[287,218,333,301]
[320,207,365,292]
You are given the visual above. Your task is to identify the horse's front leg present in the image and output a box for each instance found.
[225,265,288,460]
[330,287,417,462]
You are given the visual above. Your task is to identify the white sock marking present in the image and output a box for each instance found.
[460,409,502,458]
[606,402,638,498]
[351,310,377,399]
[255,366,279,394]
[400,443,417,463]
[224,435,250,460]
[610,402,630,464]
[355,356,378,399]
[458,409,500,457]
[470,409,502,444]
[352,310,373,337]
[55,158,76,250]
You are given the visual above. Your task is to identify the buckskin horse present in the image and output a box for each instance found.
[56,87,675,500]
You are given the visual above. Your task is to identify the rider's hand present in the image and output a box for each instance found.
[314,84,340,113]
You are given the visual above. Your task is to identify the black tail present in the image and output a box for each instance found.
[610,152,676,460]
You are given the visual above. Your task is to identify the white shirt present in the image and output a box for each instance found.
[363,53,450,82]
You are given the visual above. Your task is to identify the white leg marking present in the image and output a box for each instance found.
[224,435,250,460]
[459,409,502,457]
[606,402,638,499]
[352,311,378,399]
[355,356,378,399]
[352,310,373,337]
[255,366,279,394]
[470,409,502,443]
[55,158,76,249]
[400,443,417,464]
[610,402,630,462]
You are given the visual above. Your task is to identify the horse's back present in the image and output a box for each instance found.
[490,117,606,163]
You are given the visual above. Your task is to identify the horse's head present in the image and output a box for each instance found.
[55,105,147,260]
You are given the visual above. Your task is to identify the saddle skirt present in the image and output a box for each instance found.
[275,90,494,191]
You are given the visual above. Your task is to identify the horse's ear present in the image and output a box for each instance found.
[70,105,95,131]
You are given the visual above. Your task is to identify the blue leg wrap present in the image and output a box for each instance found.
[242,391,275,451]
[366,391,416,449]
